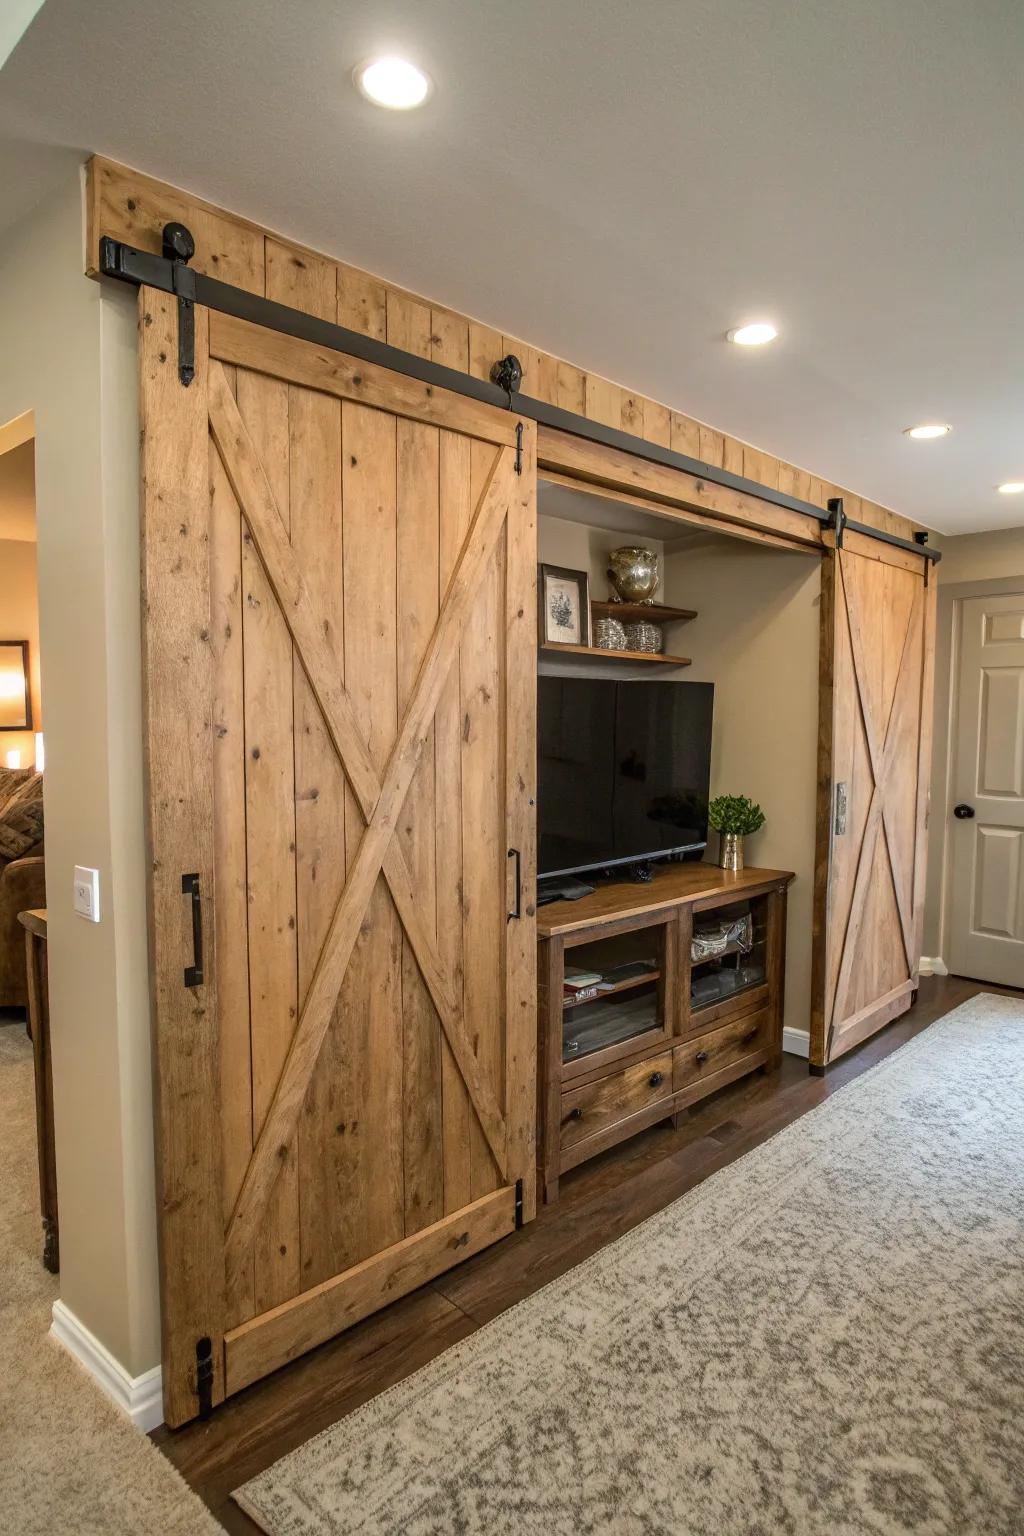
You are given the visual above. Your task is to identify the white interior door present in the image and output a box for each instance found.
[948,592,1024,986]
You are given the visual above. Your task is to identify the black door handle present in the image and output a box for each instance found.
[953,804,975,820]
[182,872,204,987]
[507,847,522,921]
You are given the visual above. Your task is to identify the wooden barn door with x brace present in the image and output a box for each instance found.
[139,290,537,1426]
[811,535,936,1069]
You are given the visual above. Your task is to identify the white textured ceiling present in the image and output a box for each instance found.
[1,0,1022,534]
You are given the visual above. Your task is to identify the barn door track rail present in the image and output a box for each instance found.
[100,228,939,567]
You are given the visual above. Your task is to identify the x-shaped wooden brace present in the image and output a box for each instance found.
[208,363,514,1289]
[829,553,922,1036]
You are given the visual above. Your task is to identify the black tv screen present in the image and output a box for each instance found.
[537,677,713,878]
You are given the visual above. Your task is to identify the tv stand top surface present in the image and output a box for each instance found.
[536,863,795,938]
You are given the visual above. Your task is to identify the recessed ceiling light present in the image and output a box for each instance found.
[904,423,952,440]
[727,322,778,347]
[355,56,431,110]
[998,482,1024,495]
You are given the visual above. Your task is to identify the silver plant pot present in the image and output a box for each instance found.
[719,832,744,872]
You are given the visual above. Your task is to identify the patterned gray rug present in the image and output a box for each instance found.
[235,994,1024,1535]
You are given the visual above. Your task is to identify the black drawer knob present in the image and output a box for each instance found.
[568,1106,583,1121]
[648,1071,664,1088]
[695,1050,710,1065]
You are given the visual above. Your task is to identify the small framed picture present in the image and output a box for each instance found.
[539,564,591,647]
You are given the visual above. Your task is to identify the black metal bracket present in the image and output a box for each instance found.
[515,422,523,475]
[195,1336,214,1419]
[96,233,941,566]
[161,222,197,386]
[514,1178,524,1229]
[491,353,523,405]
[827,497,846,549]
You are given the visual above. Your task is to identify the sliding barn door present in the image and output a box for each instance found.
[140,291,537,1425]
[811,535,936,1068]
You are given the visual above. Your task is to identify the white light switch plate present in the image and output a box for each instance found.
[73,866,101,922]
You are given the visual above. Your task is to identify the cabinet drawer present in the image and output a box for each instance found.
[673,1006,770,1093]
[560,1051,673,1151]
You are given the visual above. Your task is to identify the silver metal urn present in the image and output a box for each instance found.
[607,546,660,604]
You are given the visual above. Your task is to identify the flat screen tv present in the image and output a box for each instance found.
[537,676,714,879]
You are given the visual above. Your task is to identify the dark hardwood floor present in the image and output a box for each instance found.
[154,974,1020,1532]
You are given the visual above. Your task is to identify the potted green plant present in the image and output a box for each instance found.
[707,794,765,872]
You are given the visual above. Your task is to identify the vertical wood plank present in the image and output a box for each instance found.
[504,420,538,1220]
[723,435,744,476]
[743,446,779,490]
[643,400,671,449]
[337,266,387,339]
[911,576,938,968]
[535,352,560,405]
[387,291,432,358]
[139,291,226,1425]
[670,412,700,458]
[397,420,444,1233]
[463,439,505,1201]
[469,322,503,383]
[620,392,644,435]
[698,426,725,467]
[236,365,301,1312]
[209,363,254,1330]
[265,240,336,320]
[431,310,470,372]
[556,362,586,415]
[585,374,623,429]
[436,432,473,1212]
[340,401,405,1261]
[289,383,347,1292]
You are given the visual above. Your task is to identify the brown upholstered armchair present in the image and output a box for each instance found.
[0,853,45,1008]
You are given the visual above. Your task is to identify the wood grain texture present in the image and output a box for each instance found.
[538,865,795,937]
[211,389,517,1281]
[138,291,227,1426]
[812,546,930,1066]
[87,155,922,539]
[537,428,823,549]
[224,1190,516,1395]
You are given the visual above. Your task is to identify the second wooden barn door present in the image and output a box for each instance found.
[812,535,936,1068]
[140,291,537,1425]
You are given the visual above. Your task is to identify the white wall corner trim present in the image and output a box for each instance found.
[50,1300,164,1433]
[782,1026,810,1058]
[918,956,949,977]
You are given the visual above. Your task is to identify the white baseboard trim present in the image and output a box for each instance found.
[918,956,949,977]
[50,1300,164,1433]
[782,1026,810,1058]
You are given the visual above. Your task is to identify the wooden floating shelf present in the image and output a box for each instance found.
[541,642,692,667]
[591,601,698,624]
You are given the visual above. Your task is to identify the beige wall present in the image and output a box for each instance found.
[0,534,41,768]
[538,505,820,1042]
[924,525,1024,964]
[0,170,158,1377]
[666,539,822,1041]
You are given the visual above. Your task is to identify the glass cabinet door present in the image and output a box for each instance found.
[561,918,672,1068]
[688,895,768,1016]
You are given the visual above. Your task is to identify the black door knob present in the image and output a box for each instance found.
[953,804,976,819]
[695,1050,710,1065]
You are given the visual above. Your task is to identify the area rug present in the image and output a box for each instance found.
[0,1019,222,1535]
[235,993,1024,1535]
